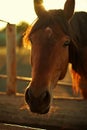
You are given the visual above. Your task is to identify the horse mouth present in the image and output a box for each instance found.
[30,105,50,114]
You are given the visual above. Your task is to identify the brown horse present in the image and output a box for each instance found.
[24,0,75,114]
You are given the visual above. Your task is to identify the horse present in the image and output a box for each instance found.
[24,0,87,114]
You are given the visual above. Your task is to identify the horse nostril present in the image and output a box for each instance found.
[40,91,50,104]
[25,87,32,104]
[25,88,50,105]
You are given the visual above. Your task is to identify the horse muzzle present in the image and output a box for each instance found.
[25,86,51,114]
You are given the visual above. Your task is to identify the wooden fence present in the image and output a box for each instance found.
[6,23,17,95]
[0,23,32,95]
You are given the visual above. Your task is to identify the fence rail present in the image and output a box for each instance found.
[0,74,32,82]
[0,23,31,95]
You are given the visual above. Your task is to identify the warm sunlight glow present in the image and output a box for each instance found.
[0,0,37,29]
[0,0,87,29]
[0,0,36,24]
[44,0,65,10]
[44,0,87,12]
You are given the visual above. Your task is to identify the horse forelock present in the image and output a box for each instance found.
[23,9,70,48]
[29,9,69,38]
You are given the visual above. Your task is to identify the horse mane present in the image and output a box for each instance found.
[69,12,87,95]
[23,9,69,47]
[69,11,87,47]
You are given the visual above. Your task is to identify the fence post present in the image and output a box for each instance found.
[6,23,17,95]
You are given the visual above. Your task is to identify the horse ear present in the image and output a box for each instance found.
[34,0,47,18]
[64,0,75,20]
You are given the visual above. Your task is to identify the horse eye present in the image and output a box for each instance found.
[63,40,70,47]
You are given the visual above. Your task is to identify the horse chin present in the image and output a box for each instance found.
[30,105,50,114]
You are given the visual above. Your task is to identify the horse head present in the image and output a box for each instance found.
[25,0,75,114]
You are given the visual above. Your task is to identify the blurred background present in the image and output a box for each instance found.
[0,21,32,93]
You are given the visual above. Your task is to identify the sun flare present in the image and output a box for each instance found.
[0,0,87,29]
[43,0,87,12]
[43,0,65,10]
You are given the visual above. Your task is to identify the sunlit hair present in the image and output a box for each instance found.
[23,27,31,49]
[69,64,81,94]
[23,19,37,49]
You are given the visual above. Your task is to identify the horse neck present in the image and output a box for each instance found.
[69,40,78,70]
[69,41,86,76]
